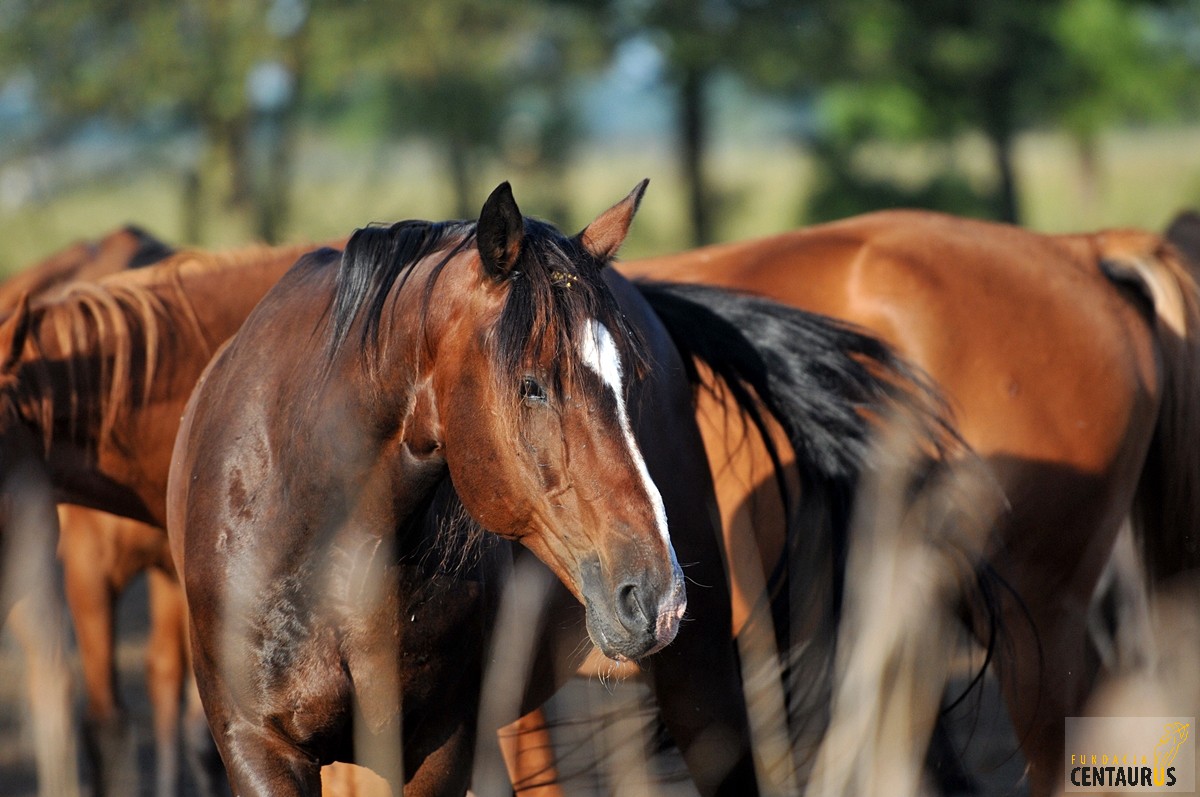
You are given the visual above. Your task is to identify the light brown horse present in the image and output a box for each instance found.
[0,225,184,797]
[0,237,326,795]
[615,209,1200,795]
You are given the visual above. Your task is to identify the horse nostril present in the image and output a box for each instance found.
[616,581,651,633]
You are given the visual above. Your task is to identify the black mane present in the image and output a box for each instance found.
[327,216,646,395]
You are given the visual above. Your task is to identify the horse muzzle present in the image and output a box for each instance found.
[579,556,687,661]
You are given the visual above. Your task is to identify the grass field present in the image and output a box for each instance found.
[1,124,1199,276]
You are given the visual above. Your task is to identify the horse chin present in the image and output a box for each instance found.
[584,619,656,663]
[583,597,683,662]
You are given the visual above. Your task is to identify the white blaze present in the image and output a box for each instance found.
[578,320,672,547]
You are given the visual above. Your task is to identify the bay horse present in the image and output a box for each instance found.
[618,209,1200,795]
[167,182,753,796]
[167,183,955,796]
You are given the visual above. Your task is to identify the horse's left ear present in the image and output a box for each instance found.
[577,178,649,263]
[477,182,525,280]
[0,292,33,373]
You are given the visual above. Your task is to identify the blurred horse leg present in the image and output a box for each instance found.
[810,433,998,797]
[1087,521,1156,676]
[2,471,79,797]
[60,509,139,796]
[8,599,82,797]
[146,566,187,797]
[182,674,230,796]
[498,710,563,796]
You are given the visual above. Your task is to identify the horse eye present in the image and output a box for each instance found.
[520,376,548,406]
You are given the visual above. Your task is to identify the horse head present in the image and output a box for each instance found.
[386,181,685,661]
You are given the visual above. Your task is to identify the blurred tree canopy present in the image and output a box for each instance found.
[797,0,1197,223]
[0,0,1196,251]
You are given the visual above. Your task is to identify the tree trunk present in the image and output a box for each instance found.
[991,131,1020,225]
[448,136,473,221]
[680,66,712,247]
[181,168,203,245]
[983,67,1021,225]
[256,26,308,244]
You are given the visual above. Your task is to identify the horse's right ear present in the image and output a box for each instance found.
[477,182,525,281]
[0,292,33,373]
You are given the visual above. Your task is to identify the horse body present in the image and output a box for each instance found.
[21,243,322,528]
[622,209,1199,794]
[0,225,172,309]
[168,184,762,795]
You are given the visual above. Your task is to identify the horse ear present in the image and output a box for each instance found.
[577,179,649,263]
[0,292,33,373]
[477,182,525,280]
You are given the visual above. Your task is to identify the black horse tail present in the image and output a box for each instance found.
[634,280,1004,773]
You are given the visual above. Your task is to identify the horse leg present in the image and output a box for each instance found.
[181,651,230,795]
[1087,521,1156,675]
[60,521,139,797]
[808,436,995,797]
[993,592,1097,797]
[1,474,78,797]
[217,720,322,797]
[7,599,82,797]
[145,567,188,797]
[404,720,476,797]
[497,709,563,796]
[806,532,961,797]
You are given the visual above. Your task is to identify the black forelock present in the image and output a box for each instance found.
[488,219,646,396]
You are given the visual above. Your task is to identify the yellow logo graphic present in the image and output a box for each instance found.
[1066,716,1195,792]
[1155,723,1191,768]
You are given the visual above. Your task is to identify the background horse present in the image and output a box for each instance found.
[619,209,1200,795]
[0,237,324,795]
[0,224,178,797]
[1167,209,1200,277]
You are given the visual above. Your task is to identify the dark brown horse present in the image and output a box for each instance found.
[168,183,750,796]
[619,209,1200,795]
[168,184,954,796]
[1167,209,1200,277]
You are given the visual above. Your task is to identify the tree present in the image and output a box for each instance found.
[305,0,553,220]
[0,0,304,243]
[603,0,810,246]
[795,0,1193,223]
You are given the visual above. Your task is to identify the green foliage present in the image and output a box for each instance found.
[789,0,1196,222]
[0,0,1195,248]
